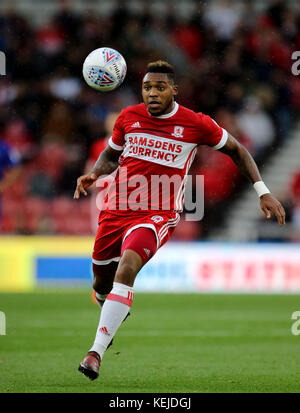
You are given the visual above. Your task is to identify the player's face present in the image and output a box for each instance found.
[142,73,178,116]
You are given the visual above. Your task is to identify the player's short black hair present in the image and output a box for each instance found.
[145,60,175,83]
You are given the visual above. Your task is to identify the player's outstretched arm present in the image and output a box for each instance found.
[73,145,122,199]
[219,134,286,227]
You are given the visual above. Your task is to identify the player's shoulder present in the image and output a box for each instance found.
[177,104,207,124]
[120,103,147,117]
[114,104,146,126]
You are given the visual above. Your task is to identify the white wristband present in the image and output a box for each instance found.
[253,181,270,198]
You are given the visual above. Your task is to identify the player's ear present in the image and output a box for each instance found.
[172,84,178,97]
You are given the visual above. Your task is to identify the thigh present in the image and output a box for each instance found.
[121,227,157,266]
[120,212,181,266]
[92,212,124,266]
[122,211,181,251]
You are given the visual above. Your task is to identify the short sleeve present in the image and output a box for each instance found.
[197,113,228,150]
[108,110,125,151]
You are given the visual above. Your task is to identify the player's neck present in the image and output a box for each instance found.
[163,100,175,115]
[148,101,178,119]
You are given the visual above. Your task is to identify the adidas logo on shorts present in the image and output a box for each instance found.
[143,248,151,257]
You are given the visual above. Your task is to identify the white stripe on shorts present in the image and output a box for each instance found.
[122,223,159,249]
[158,214,180,242]
[92,257,120,265]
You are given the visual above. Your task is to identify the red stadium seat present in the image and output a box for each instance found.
[1,215,17,233]
[35,142,67,181]
[23,197,51,218]
[53,213,91,235]
[51,196,74,219]
[2,198,23,216]
[77,199,92,220]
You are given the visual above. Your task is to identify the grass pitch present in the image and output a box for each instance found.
[0,290,299,393]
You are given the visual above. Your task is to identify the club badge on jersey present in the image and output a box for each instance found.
[171,126,184,138]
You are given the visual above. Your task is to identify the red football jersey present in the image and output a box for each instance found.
[104,102,228,213]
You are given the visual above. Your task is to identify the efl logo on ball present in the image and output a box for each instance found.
[82,47,127,92]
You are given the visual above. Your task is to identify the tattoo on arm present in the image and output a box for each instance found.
[219,134,262,184]
[90,146,121,178]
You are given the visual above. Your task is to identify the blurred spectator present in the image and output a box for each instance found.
[42,100,76,142]
[290,169,300,204]
[289,170,300,241]
[270,69,292,141]
[204,0,241,41]
[0,139,20,193]
[292,205,300,241]
[53,0,82,43]
[35,19,65,56]
[214,108,252,152]
[237,96,275,159]
[49,69,81,101]
[172,17,203,62]
[173,219,201,241]
[196,146,240,207]
[0,138,21,229]
[223,83,244,113]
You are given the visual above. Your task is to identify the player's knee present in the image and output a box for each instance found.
[115,263,136,285]
[92,276,112,294]
[115,252,142,285]
[92,263,115,294]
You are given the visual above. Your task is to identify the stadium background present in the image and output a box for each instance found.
[1,0,300,395]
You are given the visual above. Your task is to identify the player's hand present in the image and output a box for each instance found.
[73,173,97,199]
[260,193,286,227]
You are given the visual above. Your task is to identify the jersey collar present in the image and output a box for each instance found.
[148,102,179,119]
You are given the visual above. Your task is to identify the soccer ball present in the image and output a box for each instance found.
[82,47,127,92]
